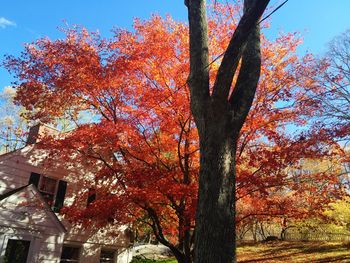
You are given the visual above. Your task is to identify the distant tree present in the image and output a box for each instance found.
[0,86,28,153]
[311,29,350,192]
[314,29,350,144]
[0,85,90,154]
[324,30,350,122]
[236,154,348,241]
[324,197,350,231]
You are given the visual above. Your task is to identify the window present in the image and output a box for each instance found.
[60,245,80,263]
[100,250,115,263]
[3,239,31,263]
[39,176,57,205]
[87,188,96,206]
[29,172,67,212]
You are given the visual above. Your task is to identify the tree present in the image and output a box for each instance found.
[236,153,348,241]
[3,3,345,263]
[185,0,269,261]
[0,86,29,153]
[324,197,350,231]
[323,29,350,124]
[311,29,350,144]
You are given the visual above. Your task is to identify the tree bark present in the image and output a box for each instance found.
[194,114,238,262]
[186,0,269,262]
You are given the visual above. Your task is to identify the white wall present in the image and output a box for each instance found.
[0,186,65,263]
[0,146,131,262]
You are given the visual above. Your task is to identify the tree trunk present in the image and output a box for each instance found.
[177,214,193,263]
[193,103,238,262]
[186,1,270,262]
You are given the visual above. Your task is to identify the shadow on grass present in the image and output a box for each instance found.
[314,255,350,263]
[238,241,350,263]
[240,255,350,263]
[239,254,298,263]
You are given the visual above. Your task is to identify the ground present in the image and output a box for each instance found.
[130,257,177,263]
[237,241,350,262]
[131,241,350,262]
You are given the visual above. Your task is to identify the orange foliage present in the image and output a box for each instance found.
[3,3,347,252]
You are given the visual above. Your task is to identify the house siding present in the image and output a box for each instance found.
[0,186,65,263]
[0,146,132,263]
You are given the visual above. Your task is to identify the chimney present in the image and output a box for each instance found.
[26,123,59,145]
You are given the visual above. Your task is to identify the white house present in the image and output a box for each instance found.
[0,124,133,263]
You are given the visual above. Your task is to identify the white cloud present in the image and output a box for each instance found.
[0,17,16,29]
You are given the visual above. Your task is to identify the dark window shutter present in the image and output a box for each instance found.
[53,180,67,212]
[29,172,40,187]
[87,188,96,206]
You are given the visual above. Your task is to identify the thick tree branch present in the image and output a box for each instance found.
[145,206,185,261]
[186,0,210,117]
[212,0,269,102]
[229,23,261,130]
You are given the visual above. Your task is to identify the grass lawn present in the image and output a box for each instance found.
[132,241,350,262]
[237,241,350,262]
[130,257,177,263]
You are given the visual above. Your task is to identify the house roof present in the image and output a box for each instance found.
[0,184,29,201]
[0,146,26,158]
[0,184,67,233]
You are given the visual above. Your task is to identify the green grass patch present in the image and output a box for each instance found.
[130,256,177,263]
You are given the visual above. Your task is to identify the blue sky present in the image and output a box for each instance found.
[1,0,350,91]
